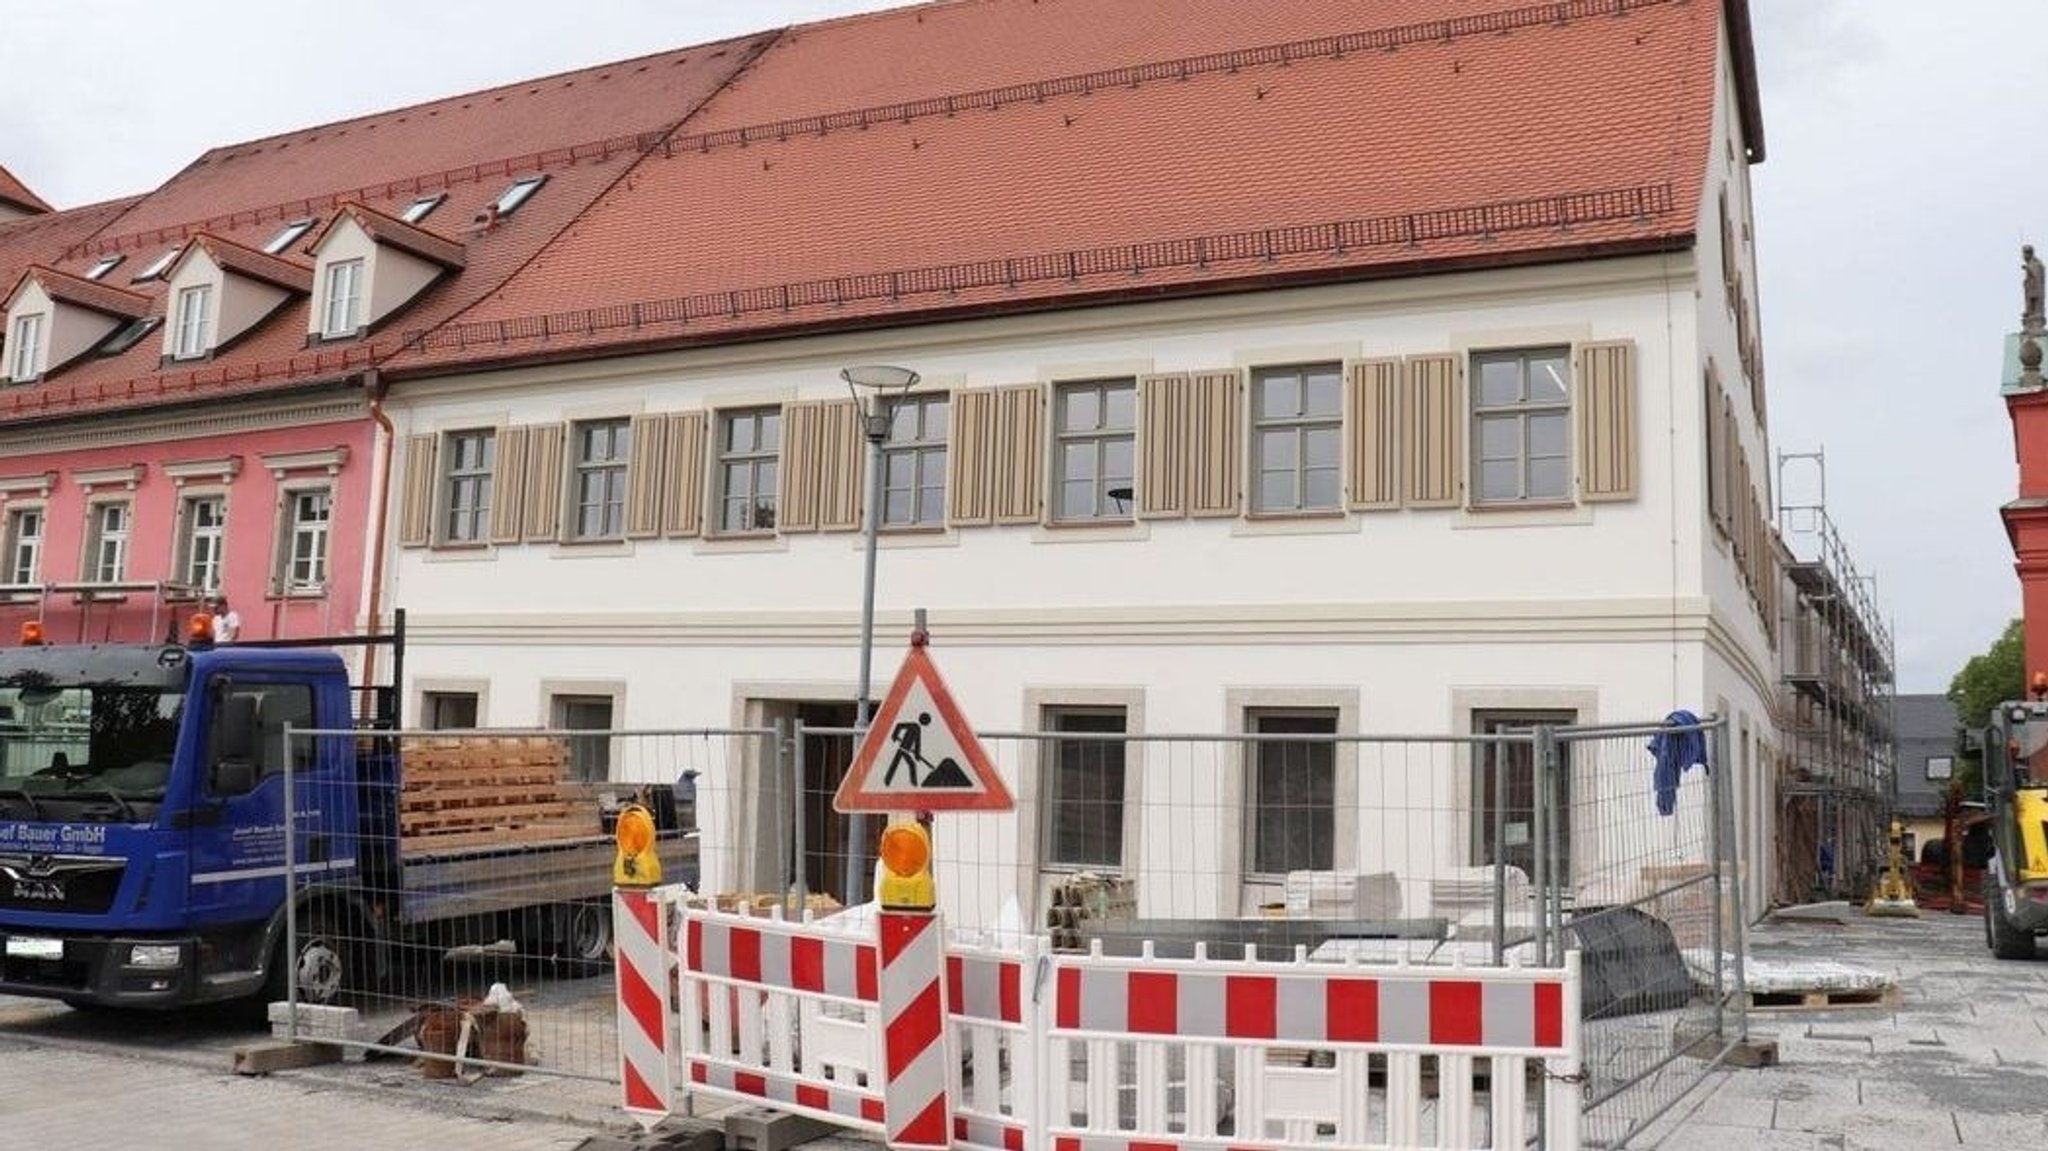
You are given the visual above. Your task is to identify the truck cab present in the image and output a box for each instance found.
[0,637,359,1006]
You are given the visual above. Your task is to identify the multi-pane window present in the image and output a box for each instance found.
[1043,708,1127,870]
[280,488,331,592]
[424,692,480,731]
[1247,710,1336,876]
[1471,710,1575,886]
[882,394,948,527]
[442,429,495,543]
[322,259,364,337]
[4,507,42,585]
[572,419,631,539]
[179,495,226,592]
[10,313,44,381]
[86,502,131,583]
[553,694,613,781]
[173,285,213,359]
[718,408,781,533]
[1055,380,1136,520]
[1251,364,1342,513]
[1473,348,1572,504]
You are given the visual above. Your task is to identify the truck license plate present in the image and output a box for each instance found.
[4,936,63,960]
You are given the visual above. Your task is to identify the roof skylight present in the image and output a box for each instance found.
[132,247,181,282]
[493,176,547,217]
[84,254,124,281]
[401,193,446,224]
[98,317,162,356]
[264,218,318,254]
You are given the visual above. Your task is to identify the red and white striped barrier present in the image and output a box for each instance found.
[612,888,673,1130]
[947,938,1039,1151]
[878,911,952,1149]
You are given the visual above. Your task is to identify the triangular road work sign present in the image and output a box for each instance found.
[835,643,1012,813]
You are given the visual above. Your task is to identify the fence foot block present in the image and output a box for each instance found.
[571,1121,724,1151]
[231,1039,345,1075]
[724,1105,847,1151]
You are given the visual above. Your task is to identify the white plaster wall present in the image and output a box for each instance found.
[9,282,118,378]
[218,276,289,347]
[161,249,224,360]
[383,254,1767,925]
[311,220,441,336]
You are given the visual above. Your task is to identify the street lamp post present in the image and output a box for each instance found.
[839,365,919,903]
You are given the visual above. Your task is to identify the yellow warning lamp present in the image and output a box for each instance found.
[612,803,661,887]
[877,821,935,912]
[19,620,44,646]
[187,612,216,646]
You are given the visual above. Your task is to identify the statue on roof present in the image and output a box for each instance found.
[2025,244,2045,335]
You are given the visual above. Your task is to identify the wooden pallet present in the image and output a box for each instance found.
[401,801,578,833]
[401,820,604,852]
[1742,984,1900,1011]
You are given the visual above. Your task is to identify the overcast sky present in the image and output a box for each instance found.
[0,2,2029,693]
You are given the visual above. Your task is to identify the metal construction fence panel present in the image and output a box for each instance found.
[277,726,773,1081]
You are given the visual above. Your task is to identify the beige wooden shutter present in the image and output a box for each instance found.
[661,411,707,538]
[1575,340,1638,502]
[1345,359,1402,510]
[398,433,437,548]
[1720,397,1739,540]
[487,426,529,544]
[991,383,1045,524]
[947,389,996,527]
[779,402,824,533]
[816,400,864,532]
[1403,354,1464,508]
[521,423,566,542]
[623,414,669,539]
[1188,369,1242,518]
[1136,373,1189,518]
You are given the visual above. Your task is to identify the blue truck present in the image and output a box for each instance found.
[0,616,690,1008]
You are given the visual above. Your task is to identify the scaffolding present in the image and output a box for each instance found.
[1775,449,1895,903]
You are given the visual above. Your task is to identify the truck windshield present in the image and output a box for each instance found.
[0,683,183,823]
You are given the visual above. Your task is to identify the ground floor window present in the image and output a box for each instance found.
[1246,709,1336,876]
[1042,707,1127,871]
[553,694,614,781]
[1471,709,1575,885]
[423,692,479,730]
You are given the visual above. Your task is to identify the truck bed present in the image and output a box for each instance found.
[395,829,696,925]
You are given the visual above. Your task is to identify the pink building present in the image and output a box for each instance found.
[0,39,766,646]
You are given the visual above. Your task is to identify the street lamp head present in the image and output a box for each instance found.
[841,365,921,393]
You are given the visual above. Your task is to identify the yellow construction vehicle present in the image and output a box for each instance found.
[1979,688,2048,958]
[1865,819,1920,918]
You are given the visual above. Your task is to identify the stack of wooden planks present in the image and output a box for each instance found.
[399,736,602,849]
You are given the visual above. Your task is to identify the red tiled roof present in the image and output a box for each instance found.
[0,196,142,308]
[184,233,315,294]
[7,265,152,320]
[391,0,1732,371]
[0,37,770,422]
[0,164,50,215]
[310,203,467,270]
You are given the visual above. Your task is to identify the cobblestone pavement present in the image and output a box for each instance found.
[1632,909,2048,1149]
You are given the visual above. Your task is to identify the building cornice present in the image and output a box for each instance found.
[0,395,366,459]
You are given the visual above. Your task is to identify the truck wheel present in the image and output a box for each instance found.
[551,901,613,976]
[266,909,353,1004]
[1986,877,2036,961]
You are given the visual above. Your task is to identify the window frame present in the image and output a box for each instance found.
[715,406,782,535]
[263,218,318,255]
[321,258,364,338]
[1242,708,1339,880]
[175,492,228,593]
[1052,379,1137,523]
[275,484,333,596]
[172,284,213,360]
[495,175,548,216]
[439,428,496,545]
[83,499,132,584]
[1040,706,1130,872]
[84,255,123,281]
[423,691,481,731]
[569,418,631,541]
[1470,346,1574,506]
[10,312,45,381]
[550,691,617,782]
[4,505,44,586]
[132,247,181,283]
[1469,708,1577,887]
[880,393,949,528]
[401,194,446,224]
[1249,362,1344,515]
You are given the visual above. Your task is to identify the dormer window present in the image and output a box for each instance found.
[401,194,445,224]
[322,259,364,337]
[132,247,180,282]
[172,285,213,360]
[7,314,42,381]
[84,255,123,281]
[494,176,546,216]
[264,218,318,255]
